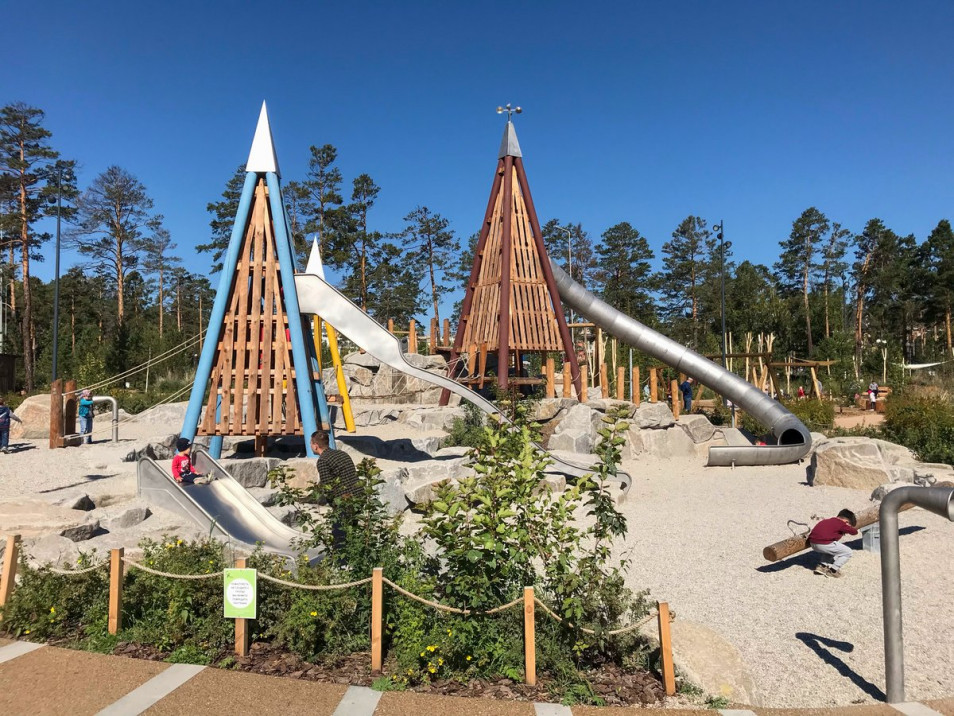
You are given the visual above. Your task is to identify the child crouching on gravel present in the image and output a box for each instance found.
[809,509,858,578]
[172,438,211,485]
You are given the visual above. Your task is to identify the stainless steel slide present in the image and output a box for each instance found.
[548,260,812,466]
[137,445,316,560]
[294,271,632,497]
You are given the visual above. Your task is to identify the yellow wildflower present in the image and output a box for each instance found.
[310,611,318,617]
[50,607,55,614]
[24,630,30,634]
[427,645,436,652]
[437,658,444,666]
[428,666,436,673]
[420,651,425,657]
[466,655,472,661]
[446,629,452,636]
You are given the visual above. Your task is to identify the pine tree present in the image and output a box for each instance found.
[137,215,179,338]
[920,220,954,357]
[656,215,713,347]
[300,144,346,265]
[775,207,829,354]
[72,166,155,325]
[199,164,245,272]
[593,222,655,324]
[401,206,458,324]
[820,223,850,338]
[365,241,424,325]
[345,174,380,310]
[851,219,889,376]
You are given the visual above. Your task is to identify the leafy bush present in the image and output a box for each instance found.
[782,398,835,432]
[882,395,954,466]
[440,401,486,449]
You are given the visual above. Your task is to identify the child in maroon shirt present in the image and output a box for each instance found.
[809,509,858,578]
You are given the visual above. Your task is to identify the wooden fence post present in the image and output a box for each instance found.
[387,318,394,334]
[0,535,21,616]
[64,379,78,446]
[600,363,608,399]
[633,366,641,406]
[616,366,625,400]
[671,379,680,419]
[108,548,124,635]
[545,358,555,398]
[234,557,249,656]
[429,318,438,355]
[523,586,536,686]
[49,379,64,449]
[658,601,676,695]
[580,364,589,401]
[442,318,450,347]
[649,368,658,402]
[408,320,417,354]
[371,567,383,672]
[562,362,571,398]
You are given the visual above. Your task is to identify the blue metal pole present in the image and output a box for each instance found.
[180,171,259,442]
[266,172,321,457]
[208,396,223,459]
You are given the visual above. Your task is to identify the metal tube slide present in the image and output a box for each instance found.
[293,272,631,497]
[548,260,811,466]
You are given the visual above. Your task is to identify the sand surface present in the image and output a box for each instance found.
[1,411,953,708]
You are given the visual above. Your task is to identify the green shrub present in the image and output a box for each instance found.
[882,395,954,466]
[440,401,486,449]
[782,398,835,432]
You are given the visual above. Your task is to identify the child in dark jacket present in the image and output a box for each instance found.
[0,399,22,454]
[809,509,859,578]
[171,438,211,485]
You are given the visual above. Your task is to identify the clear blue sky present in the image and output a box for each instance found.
[5,1,953,298]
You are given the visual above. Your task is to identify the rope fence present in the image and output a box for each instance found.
[0,535,677,694]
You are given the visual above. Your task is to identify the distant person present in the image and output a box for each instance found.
[311,430,358,551]
[642,383,650,401]
[78,389,94,444]
[809,509,858,578]
[797,385,806,400]
[679,377,693,413]
[0,398,22,454]
[868,381,879,411]
[172,438,211,485]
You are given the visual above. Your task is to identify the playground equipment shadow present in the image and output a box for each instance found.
[1,642,953,715]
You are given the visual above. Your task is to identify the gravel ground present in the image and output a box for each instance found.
[616,454,954,708]
[1,412,953,708]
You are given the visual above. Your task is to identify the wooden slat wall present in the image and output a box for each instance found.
[198,179,306,437]
[461,167,561,352]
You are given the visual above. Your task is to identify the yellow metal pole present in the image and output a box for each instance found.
[325,323,356,433]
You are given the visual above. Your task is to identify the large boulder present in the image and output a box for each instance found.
[378,467,410,515]
[549,403,602,454]
[343,351,381,369]
[399,407,465,431]
[678,414,716,444]
[586,399,637,417]
[403,458,473,505]
[22,535,83,567]
[136,402,189,426]
[548,428,594,454]
[0,498,101,539]
[628,425,697,459]
[219,457,282,489]
[9,394,50,439]
[279,458,319,491]
[630,402,675,429]
[807,437,948,490]
[529,398,577,423]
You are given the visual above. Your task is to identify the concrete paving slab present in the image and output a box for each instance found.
[97,663,206,715]
[376,691,536,716]
[142,667,348,716]
[332,685,381,715]
[576,709,701,716]
[534,704,572,716]
[0,646,168,716]
[892,704,946,716]
[923,700,954,716]
[752,707,901,716]
[0,640,44,664]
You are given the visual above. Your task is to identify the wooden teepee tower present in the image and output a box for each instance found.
[441,116,582,402]
[181,103,332,458]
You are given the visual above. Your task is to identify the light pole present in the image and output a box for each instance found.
[713,220,734,424]
[49,161,70,383]
[876,338,888,384]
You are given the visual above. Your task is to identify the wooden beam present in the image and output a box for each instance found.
[580,364,589,400]
[523,586,536,686]
[562,362,571,398]
[632,366,641,406]
[616,366,625,400]
[658,602,676,696]
[408,319,417,354]
[49,379,64,449]
[371,567,383,672]
[546,358,555,398]
[671,379,680,419]
[649,368,658,402]
[600,362,608,400]
[108,548,123,635]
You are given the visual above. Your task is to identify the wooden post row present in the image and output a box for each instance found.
[523,586,536,686]
[671,379,680,420]
[545,358,555,398]
[616,366,625,400]
[658,601,676,695]
[0,535,21,617]
[371,567,383,672]
[633,366,641,406]
[108,548,124,635]
[234,557,249,656]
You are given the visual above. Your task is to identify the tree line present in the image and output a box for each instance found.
[2,100,952,397]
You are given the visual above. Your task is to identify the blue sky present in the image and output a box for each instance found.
[4,1,953,301]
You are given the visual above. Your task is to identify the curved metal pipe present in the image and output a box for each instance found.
[549,260,811,466]
[879,485,954,703]
[91,395,118,442]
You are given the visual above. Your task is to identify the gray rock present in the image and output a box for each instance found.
[553,403,602,435]
[23,534,83,567]
[536,474,566,493]
[343,351,381,369]
[48,492,96,511]
[678,414,716,444]
[219,457,282,488]
[630,402,675,429]
[9,394,51,439]
[60,519,101,542]
[403,458,473,504]
[400,407,466,431]
[99,502,152,531]
[0,498,101,539]
[275,458,318,491]
[378,467,410,515]
[267,505,299,527]
[586,399,636,417]
[809,437,891,489]
[548,428,594,454]
[136,402,189,426]
[247,487,281,507]
[630,426,697,459]
[530,398,578,422]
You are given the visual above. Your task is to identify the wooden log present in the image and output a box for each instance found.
[545,358,555,398]
[64,380,78,446]
[371,567,383,672]
[50,379,64,449]
[523,586,536,686]
[387,318,394,334]
[429,318,438,355]
[108,548,123,635]
[408,319,417,354]
[443,318,450,346]
[760,486,953,562]
[658,601,676,696]
[616,366,625,400]
[254,435,267,458]
[478,343,488,389]
[633,366,641,406]
[600,362,608,399]
[234,557,249,656]
[580,364,589,400]
[0,534,20,615]
[649,368,658,402]
[562,362,571,398]
[671,379,680,419]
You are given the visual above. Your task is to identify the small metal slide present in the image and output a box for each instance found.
[548,260,812,466]
[293,271,632,496]
[137,445,314,559]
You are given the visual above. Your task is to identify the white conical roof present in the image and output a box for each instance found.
[498,120,522,159]
[305,237,327,279]
[246,101,281,176]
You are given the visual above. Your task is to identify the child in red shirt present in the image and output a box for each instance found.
[172,438,211,485]
[809,509,858,578]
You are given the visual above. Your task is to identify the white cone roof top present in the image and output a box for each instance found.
[246,101,281,176]
[306,238,327,280]
[498,120,522,159]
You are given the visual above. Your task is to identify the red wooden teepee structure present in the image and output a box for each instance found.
[440,118,582,403]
